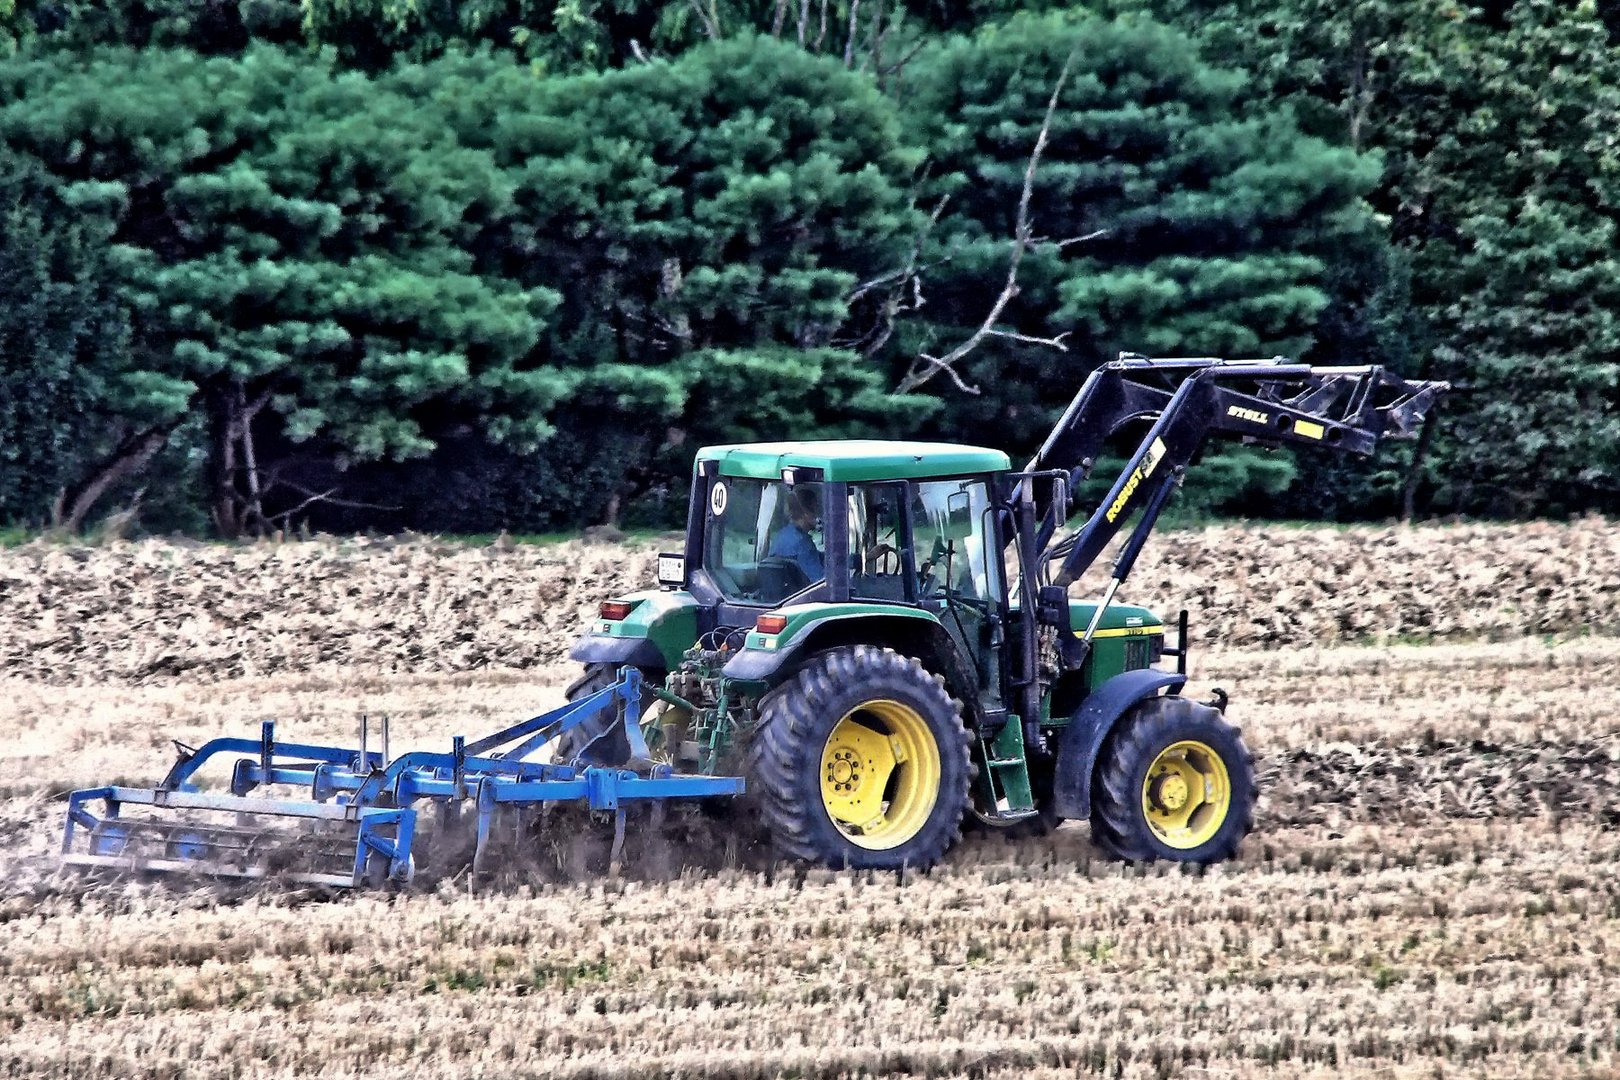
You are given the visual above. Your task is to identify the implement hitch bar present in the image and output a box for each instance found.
[61,669,744,888]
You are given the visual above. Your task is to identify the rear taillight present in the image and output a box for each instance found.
[599,601,634,621]
[756,614,788,635]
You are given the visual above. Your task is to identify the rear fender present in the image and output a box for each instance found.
[722,608,978,719]
[567,589,702,672]
[1050,669,1187,819]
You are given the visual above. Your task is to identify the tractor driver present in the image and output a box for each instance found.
[768,484,824,583]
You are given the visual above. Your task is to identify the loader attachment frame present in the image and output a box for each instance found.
[1028,355,1447,586]
[999,355,1445,743]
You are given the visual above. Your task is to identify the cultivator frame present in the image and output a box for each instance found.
[61,669,744,888]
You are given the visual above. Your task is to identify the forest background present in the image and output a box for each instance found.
[1,0,1614,537]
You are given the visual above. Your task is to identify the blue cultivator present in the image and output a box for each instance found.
[61,669,744,888]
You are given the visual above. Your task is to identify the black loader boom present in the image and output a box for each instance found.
[1005,355,1447,728]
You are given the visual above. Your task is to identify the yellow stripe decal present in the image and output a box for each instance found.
[1086,626,1163,639]
[1295,419,1325,440]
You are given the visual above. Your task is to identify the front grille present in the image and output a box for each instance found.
[1124,638,1150,670]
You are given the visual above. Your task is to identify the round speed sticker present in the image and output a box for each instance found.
[709,481,728,516]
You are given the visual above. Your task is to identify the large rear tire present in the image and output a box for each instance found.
[748,646,971,870]
[554,663,663,767]
[1090,695,1255,863]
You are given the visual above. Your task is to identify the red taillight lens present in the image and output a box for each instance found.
[599,601,634,621]
[756,614,788,635]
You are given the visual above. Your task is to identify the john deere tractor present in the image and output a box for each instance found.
[565,356,1445,869]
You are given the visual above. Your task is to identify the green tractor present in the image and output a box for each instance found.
[566,357,1445,869]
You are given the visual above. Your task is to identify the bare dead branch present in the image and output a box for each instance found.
[878,37,927,80]
[911,352,983,395]
[1051,228,1110,250]
[271,480,403,520]
[690,0,719,39]
[897,49,1079,395]
[843,0,861,67]
[847,193,949,305]
[987,328,1071,350]
[860,272,931,358]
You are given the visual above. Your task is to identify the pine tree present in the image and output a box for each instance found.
[0,155,135,527]
[0,45,559,534]
[897,10,1378,507]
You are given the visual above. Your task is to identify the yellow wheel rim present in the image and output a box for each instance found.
[819,700,942,850]
[1141,739,1231,850]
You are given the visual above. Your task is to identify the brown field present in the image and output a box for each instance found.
[2,523,1618,1078]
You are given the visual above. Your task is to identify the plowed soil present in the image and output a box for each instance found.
[2,523,1617,1078]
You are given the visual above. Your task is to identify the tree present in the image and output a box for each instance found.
[0,45,560,534]
[2,0,302,53]
[390,37,931,526]
[895,10,1379,498]
[295,0,1048,74]
[0,155,135,528]
[1144,0,1620,515]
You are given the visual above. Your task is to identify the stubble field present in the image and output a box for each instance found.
[2,521,1619,1078]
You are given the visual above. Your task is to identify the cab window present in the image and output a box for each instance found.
[848,482,910,603]
[702,478,826,604]
[912,478,1000,603]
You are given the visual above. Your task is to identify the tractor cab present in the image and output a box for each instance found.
[683,441,1009,614]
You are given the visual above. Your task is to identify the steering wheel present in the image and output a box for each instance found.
[864,542,900,575]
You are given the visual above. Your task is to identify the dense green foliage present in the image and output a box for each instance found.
[0,0,1610,532]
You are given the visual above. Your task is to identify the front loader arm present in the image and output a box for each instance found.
[1028,356,1447,590]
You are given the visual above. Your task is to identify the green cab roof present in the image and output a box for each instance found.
[696,440,1010,482]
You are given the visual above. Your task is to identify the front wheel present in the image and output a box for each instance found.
[1090,695,1255,863]
[748,646,971,870]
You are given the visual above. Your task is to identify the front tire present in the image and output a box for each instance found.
[748,646,971,870]
[1090,695,1255,863]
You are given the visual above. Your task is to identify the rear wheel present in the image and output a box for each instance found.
[748,646,971,870]
[1090,695,1255,863]
[554,663,663,767]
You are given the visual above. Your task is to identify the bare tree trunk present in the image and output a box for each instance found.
[238,386,267,535]
[862,0,885,72]
[1400,405,1440,522]
[55,427,174,534]
[689,0,719,39]
[210,387,242,539]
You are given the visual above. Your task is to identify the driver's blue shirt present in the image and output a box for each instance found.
[768,522,824,581]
